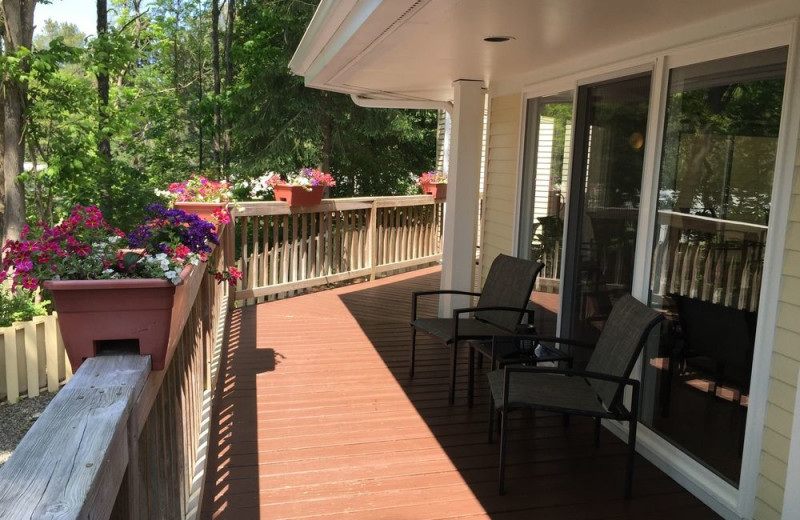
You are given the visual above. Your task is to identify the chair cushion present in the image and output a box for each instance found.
[487,369,608,415]
[411,318,513,343]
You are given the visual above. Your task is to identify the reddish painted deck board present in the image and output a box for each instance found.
[201,267,720,520]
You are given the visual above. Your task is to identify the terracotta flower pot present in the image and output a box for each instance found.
[421,182,447,201]
[175,202,228,232]
[44,270,191,371]
[273,185,324,207]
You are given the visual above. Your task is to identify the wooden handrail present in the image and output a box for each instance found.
[0,224,234,519]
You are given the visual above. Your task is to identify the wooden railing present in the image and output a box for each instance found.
[0,225,234,519]
[232,196,444,302]
[1,314,72,404]
[650,211,767,311]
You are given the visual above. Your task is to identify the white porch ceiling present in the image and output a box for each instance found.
[290,0,787,105]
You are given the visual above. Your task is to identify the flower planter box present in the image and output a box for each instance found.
[175,202,227,233]
[43,271,191,371]
[421,182,447,201]
[273,185,324,207]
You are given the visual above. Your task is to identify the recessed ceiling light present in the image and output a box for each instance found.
[484,36,514,43]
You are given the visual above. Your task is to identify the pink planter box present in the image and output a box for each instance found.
[421,182,447,201]
[273,185,324,207]
[174,202,227,233]
[44,275,188,371]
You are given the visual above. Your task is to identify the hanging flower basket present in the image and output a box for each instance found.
[273,185,324,207]
[44,268,192,371]
[421,182,447,201]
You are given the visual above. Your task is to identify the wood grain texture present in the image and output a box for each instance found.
[201,267,720,520]
[0,355,150,520]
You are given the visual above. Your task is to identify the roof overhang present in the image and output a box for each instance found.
[290,0,796,107]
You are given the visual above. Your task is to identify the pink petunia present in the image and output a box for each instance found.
[21,276,38,290]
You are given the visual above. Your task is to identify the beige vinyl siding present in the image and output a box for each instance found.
[480,93,523,282]
[755,132,800,519]
[435,109,447,172]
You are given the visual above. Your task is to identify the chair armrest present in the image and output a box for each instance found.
[450,305,532,346]
[503,365,636,386]
[413,289,482,298]
[411,290,481,320]
[503,335,596,350]
[451,305,529,321]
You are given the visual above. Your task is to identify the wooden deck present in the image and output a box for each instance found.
[201,266,720,520]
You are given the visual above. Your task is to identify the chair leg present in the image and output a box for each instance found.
[594,417,602,447]
[625,386,640,499]
[487,399,495,443]
[409,328,417,378]
[467,346,475,409]
[498,408,509,495]
[625,417,637,498]
[448,342,457,405]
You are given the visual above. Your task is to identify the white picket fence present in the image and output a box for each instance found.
[0,314,72,404]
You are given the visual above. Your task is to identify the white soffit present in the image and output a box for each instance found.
[291,0,785,104]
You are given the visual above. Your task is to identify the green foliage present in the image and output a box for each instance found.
[0,289,50,327]
[20,0,437,230]
[228,0,437,195]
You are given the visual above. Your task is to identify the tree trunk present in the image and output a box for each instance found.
[198,52,204,171]
[96,0,112,219]
[222,0,235,173]
[2,0,35,242]
[211,0,221,171]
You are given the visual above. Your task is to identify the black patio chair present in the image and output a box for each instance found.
[410,254,544,405]
[487,294,664,496]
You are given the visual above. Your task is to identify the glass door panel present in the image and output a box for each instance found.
[561,74,652,354]
[518,93,573,335]
[640,47,788,485]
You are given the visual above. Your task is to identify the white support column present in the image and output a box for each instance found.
[439,79,485,318]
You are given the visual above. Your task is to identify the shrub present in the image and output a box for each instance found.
[0,289,49,327]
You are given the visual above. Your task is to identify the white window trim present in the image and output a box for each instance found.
[784,369,800,518]
[512,19,800,520]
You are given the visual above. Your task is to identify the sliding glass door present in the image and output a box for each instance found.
[640,47,788,485]
[560,74,652,355]
[518,93,573,335]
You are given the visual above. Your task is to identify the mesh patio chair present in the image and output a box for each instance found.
[487,294,664,496]
[410,254,544,405]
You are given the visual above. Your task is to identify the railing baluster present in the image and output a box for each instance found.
[301,212,308,282]
[239,216,250,291]
[309,212,317,279]
[251,215,260,305]
[260,217,269,302]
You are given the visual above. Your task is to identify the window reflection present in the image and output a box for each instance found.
[642,47,787,486]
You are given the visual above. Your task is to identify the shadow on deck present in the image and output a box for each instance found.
[201,266,720,520]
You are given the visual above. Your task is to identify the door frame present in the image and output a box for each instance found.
[514,20,799,520]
